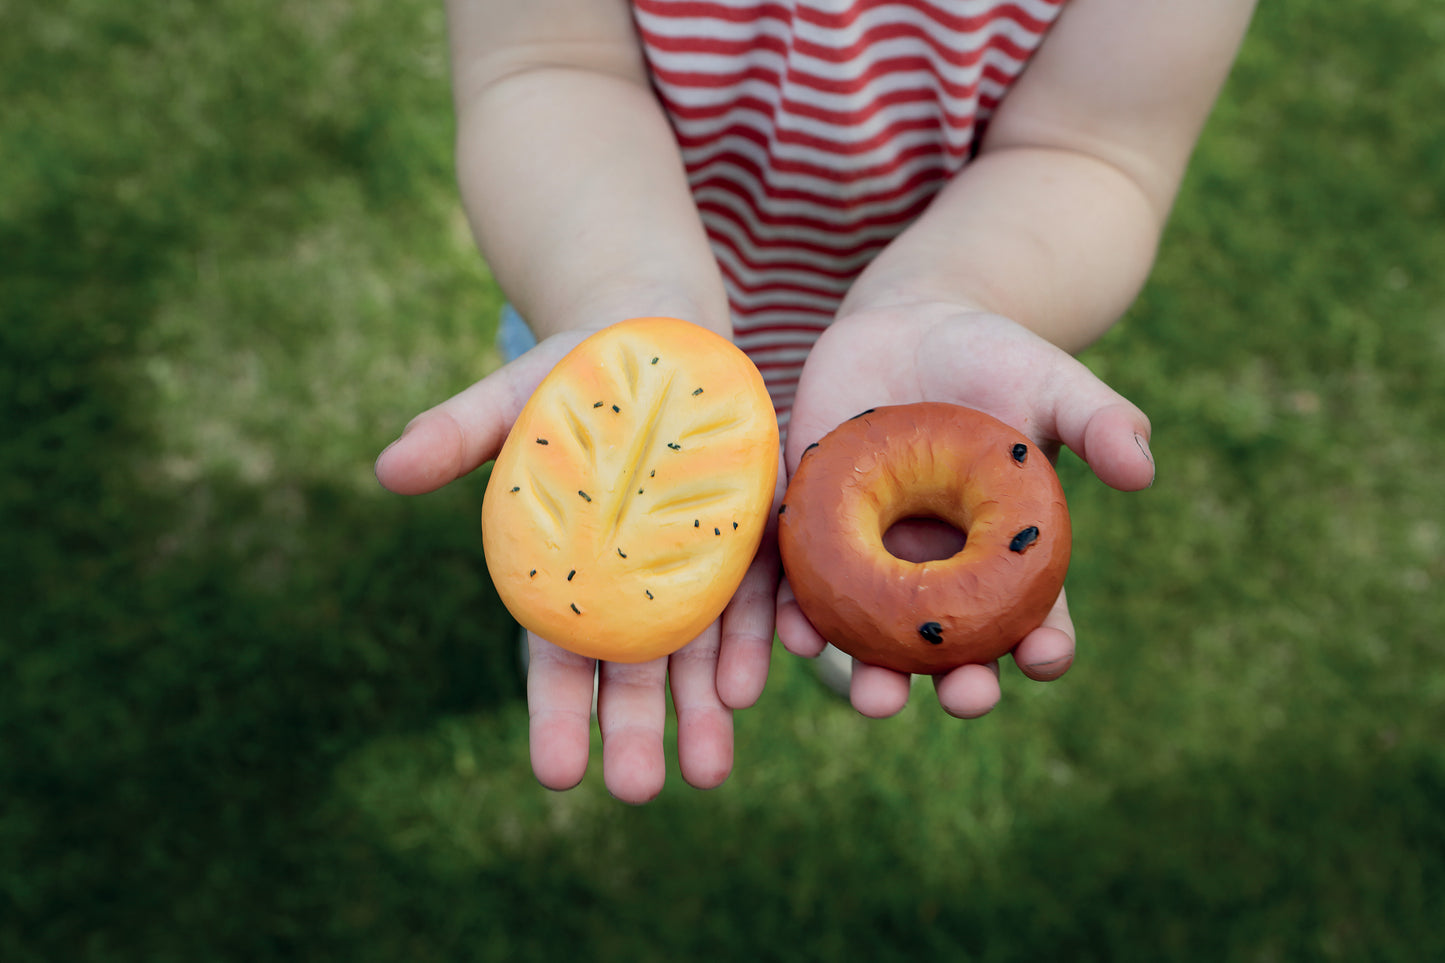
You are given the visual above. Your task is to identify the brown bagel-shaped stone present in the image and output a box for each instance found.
[778,403,1070,674]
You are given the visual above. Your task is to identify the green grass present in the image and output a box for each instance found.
[3,1,1443,960]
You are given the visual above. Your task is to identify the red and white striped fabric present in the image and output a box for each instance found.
[632,0,1067,422]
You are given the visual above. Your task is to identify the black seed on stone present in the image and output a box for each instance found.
[645,590,654,600]
[593,401,604,408]
[1009,526,1040,553]
[536,438,548,445]
[849,408,876,420]
[567,570,576,581]
[571,603,581,614]
[693,387,704,396]
[803,442,819,456]
[578,490,591,502]
[918,622,945,645]
[510,486,520,493]
[1011,443,1028,464]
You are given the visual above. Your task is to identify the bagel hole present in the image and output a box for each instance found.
[883,516,967,563]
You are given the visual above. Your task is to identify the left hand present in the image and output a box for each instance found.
[375,331,781,803]
[776,303,1156,719]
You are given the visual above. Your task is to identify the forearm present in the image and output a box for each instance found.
[449,13,729,338]
[839,144,1164,354]
[840,0,1254,355]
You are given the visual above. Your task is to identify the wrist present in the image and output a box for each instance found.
[519,282,733,344]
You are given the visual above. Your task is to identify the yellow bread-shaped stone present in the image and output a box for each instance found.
[482,317,779,663]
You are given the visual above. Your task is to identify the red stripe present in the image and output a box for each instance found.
[745,351,820,367]
[639,19,1040,70]
[653,59,1017,119]
[634,0,1057,37]
[704,219,905,279]
[672,116,988,169]
[738,321,830,333]
[695,181,937,240]
[733,294,846,316]
[687,145,951,207]
[718,258,850,302]
[709,233,875,279]
[676,123,970,178]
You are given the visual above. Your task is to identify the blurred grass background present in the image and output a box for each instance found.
[3,1,1442,960]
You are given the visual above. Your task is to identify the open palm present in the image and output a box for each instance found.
[779,305,1156,719]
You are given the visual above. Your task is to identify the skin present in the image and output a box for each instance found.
[374,0,1258,803]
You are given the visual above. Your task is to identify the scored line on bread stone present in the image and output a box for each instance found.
[605,371,676,544]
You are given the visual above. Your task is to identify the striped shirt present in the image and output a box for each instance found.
[633,0,1067,422]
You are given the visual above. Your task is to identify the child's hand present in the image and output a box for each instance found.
[375,331,782,804]
[778,304,1156,719]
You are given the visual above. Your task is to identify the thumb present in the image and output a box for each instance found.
[1046,371,1155,493]
[374,337,580,495]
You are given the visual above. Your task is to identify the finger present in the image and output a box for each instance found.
[850,660,912,718]
[717,448,786,708]
[374,336,583,495]
[525,633,597,791]
[597,656,669,804]
[775,577,828,658]
[717,542,779,709]
[933,661,1002,719]
[1013,588,1076,682]
[1047,388,1155,493]
[668,628,734,790]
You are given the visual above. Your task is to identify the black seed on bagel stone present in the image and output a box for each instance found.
[918,622,945,645]
[1011,443,1028,463]
[1009,526,1040,553]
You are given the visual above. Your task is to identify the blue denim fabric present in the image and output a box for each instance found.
[496,303,537,362]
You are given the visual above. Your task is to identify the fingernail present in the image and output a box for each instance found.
[374,424,413,475]
[1134,432,1153,464]
[1134,433,1155,487]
